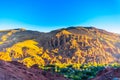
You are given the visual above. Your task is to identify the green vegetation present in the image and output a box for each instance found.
[41,63,120,80]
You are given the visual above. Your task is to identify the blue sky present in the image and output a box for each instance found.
[0,0,120,33]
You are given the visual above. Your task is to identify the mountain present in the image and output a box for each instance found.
[0,27,120,67]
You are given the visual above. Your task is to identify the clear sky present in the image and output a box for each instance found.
[0,0,120,33]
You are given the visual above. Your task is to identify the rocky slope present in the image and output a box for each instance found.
[92,67,120,80]
[0,60,69,80]
[0,27,120,67]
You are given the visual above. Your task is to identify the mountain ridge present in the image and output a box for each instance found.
[0,26,120,67]
[1,26,119,35]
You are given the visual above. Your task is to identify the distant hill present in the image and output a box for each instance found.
[0,27,120,67]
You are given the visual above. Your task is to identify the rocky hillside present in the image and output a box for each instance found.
[0,27,120,67]
[0,60,68,80]
[92,67,120,80]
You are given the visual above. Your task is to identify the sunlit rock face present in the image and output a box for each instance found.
[0,27,120,67]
